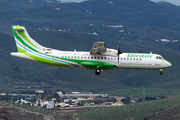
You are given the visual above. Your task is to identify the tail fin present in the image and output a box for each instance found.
[12,25,44,53]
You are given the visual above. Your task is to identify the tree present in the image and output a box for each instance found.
[37,103,41,106]
[62,90,66,95]
[121,97,131,104]
[32,98,36,103]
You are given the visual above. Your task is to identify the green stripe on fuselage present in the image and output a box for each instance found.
[61,58,116,70]
[17,47,70,67]
[160,59,171,64]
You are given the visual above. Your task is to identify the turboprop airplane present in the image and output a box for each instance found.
[11,25,172,75]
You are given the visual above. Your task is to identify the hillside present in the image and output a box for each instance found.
[1,0,180,40]
[0,0,101,34]
[75,95,180,120]
[0,102,73,120]
[68,0,180,31]
[145,104,180,120]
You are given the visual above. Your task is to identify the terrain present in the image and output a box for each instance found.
[0,102,77,120]
[75,95,180,120]
[1,95,180,120]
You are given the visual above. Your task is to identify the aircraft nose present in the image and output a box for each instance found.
[167,62,172,67]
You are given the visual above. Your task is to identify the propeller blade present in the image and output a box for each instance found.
[117,41,122,63]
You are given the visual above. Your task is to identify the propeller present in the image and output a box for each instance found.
[117,41,122,62]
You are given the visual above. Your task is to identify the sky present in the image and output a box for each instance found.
[61,0,180,6]
[150,0,180,6]
[60,0,86,3]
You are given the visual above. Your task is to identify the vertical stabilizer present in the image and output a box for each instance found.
[12,25,44,52]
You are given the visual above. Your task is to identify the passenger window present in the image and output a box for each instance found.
[127,58,129,60]
[156,56,158,59]
[136,58,138,60]
[121,58,123,60]
[104,57,106,59]
[108,57,110,60]
[62,56,64,58]
[124,58,126,60]
[81,56,83,59]
[95,57,96,59]
[78,56,80,59]
[114,58,116,60]
[88,57,90,59]
[68,56,70,58]
[130,58,132,60]
[111,58,113,60]
[91,57,93,59]
[84,57,86,59]
[140,58,142,61]
[65,56,67,58]
[47,49,52,51]
[74,56,76,59]
[98,57,100,59]
[101,57,103,59]
[133,58,135,60]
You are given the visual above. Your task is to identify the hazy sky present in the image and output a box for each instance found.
[61,0,180,6]
[60,0,85,3]
[150,0,180,5]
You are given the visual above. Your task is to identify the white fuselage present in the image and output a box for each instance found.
[33,49,171,70]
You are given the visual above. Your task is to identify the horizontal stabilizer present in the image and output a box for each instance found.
[14,26,25,32]
[11,52,36,61]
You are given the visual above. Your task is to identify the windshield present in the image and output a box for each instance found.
[156,56,164,59]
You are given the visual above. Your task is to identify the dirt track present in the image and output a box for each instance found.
[54,106,107,113]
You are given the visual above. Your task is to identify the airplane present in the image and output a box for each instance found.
[11,25,172,75]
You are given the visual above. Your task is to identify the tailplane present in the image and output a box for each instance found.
[12,25,44,53]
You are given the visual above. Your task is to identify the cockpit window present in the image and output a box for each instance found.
[156,56,164,59]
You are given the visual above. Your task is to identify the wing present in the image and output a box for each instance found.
[90,42,106,55]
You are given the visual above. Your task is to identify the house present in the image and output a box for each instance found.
[55,8,61,10]
[38,94,47,99]
[167,95,174,98]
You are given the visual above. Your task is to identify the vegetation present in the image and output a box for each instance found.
[145,104,180,120]
[101,88,180,97]
[0,102,65,120]
[75,95,180,120]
